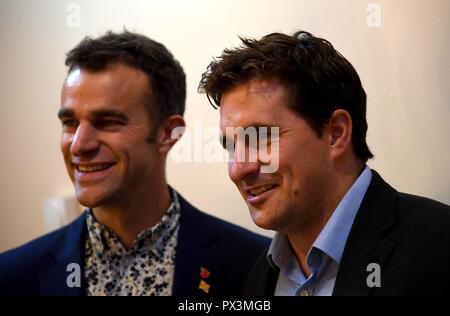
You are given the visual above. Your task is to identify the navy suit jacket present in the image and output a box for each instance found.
[0,194,269,296]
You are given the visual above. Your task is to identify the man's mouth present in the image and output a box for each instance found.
[75,163,115,173]
[247,184,278,197]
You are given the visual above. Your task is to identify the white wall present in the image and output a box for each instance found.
[0,0,449,252]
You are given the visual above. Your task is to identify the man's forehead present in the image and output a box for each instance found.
[65,67,82,87]
[63,63,150,87]
[219,80,286,126]
[226,80,285,99]
[61,64,150,108]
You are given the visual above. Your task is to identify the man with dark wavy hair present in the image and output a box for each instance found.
[0,31,269,296]
[199,31,450,295]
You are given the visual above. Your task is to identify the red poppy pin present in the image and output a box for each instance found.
[200,266,210,279]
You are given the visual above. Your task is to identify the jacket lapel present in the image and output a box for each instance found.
[39,212,87,296]
[333,170,398,295]
[172,195,222,296]
[242,250,279,296]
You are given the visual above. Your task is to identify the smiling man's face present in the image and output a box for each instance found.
[220,79,333,233]
[59,63,159,208]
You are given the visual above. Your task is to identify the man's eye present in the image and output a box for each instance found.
[95,120,122,128]
[225,142,236,152]
[61,119,78,128]
[221,138,235,152]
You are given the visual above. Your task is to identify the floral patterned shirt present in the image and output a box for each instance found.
[84,190,181,296]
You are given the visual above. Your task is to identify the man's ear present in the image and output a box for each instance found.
[326,109,353,160]
[155,115,186,154]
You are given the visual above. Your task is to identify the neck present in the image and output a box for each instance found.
[92,182,171,250]
[287,212,331,277]
[287,160,365,277]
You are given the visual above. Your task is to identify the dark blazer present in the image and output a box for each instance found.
[244,170,450,296]
[0,193,270,296]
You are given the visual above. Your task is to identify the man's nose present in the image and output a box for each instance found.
[70,123,100,156]
[228,146,261,183]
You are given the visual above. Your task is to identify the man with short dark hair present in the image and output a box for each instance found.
[0,31,269,296]
[199,31,450,295]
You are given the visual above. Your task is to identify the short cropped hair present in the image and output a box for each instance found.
[66,30,186,127]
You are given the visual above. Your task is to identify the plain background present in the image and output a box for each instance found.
[0,0,449,252]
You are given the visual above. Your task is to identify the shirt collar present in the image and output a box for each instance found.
[312,166,372,264]
[85,188,181,259]
[268,166,372,272]
[267,233,306,283]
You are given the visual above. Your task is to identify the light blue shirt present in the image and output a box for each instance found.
[268,166,372,296]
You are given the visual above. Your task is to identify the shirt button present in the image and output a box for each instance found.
[299,290,310,296]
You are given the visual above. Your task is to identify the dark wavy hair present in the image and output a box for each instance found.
[199,31,373,162]
[65,30,186,127]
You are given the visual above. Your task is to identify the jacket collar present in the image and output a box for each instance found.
[332,169,398,295]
